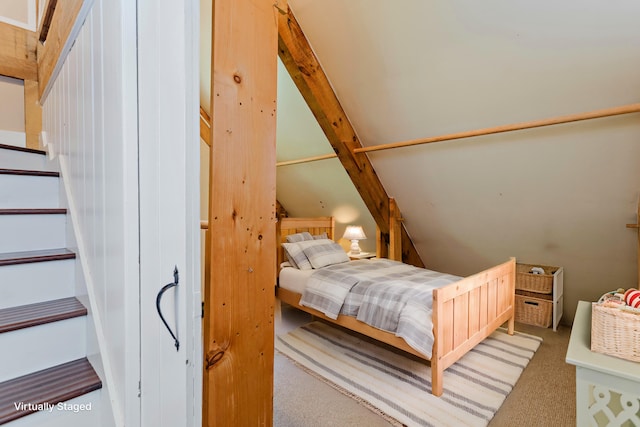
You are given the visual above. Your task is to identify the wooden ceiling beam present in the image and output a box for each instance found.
[277,6,423,267]
[0,22,37,80]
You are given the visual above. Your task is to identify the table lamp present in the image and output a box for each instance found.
[342,225,366,255]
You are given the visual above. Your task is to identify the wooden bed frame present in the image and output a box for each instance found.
[276,216,516,396]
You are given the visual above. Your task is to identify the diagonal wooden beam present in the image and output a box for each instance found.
[0,22,37,80]
[200,106,211,146]
[277,6,423,267]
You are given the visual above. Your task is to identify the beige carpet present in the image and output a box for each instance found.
[277,321,542,427]
[488,323,576,427]
[274,305,576,427]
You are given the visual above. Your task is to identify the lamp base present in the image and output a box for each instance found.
[349,240,361,255]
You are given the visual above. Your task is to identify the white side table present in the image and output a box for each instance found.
[566,301,640,426]
[348,252,375,260]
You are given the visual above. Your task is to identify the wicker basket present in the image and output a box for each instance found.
[516,263,558,294]
[515,290,553,328]
[591,303,640,363]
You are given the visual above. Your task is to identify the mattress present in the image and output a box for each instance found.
[278,265,315,295]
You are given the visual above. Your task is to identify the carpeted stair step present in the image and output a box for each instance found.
[0,209,67,215]
[0,248,75,267]
[0,144,46,156]
[0,297,86,334]
[0,358,102,424]
[0,169,59,178]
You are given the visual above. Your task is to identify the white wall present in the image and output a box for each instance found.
[0,76,26,147]
[0,76,24,132]
[0,0,35,30]
[42,0,139,425]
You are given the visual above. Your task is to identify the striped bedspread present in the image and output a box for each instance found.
[299,258,461,358]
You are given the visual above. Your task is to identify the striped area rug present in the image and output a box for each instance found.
[275,321,542,427]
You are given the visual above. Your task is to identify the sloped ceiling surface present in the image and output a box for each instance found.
[201,0,640,322]
[285,0,640,321]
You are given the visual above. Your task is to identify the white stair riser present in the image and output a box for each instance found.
[0,151,57,172]
[0,214,66,253]
[0,175,59,209]
[0,131,26,147]
[0,317,86,383]
[0,260,75,309]
[4,390,102,427]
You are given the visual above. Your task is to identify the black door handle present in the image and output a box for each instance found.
[156,266,180,351]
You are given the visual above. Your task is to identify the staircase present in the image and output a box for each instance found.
[0,143,102,426]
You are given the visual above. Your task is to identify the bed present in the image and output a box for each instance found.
[275,216,516,397]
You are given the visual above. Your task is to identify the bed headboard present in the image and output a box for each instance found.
[276,217,335,269]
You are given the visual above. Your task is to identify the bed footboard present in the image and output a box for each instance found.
[431,258,516,396]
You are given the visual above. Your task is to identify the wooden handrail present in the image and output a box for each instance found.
[276,153,336,167]
[266,103,640,165]
[39,0,58,43]
[354,103,640,154]
[37,0,86,100]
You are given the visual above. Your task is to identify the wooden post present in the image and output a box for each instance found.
[389,198,402,261]
[375,224,388,259]
[23,80,42,150]
[627,196,640,289]
[203,0,278,425]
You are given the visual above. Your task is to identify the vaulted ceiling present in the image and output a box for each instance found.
[201,0,640,323]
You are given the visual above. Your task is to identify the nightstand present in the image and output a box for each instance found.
[348,252,375,260]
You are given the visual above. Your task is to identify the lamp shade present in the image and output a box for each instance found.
[342,225,366,241]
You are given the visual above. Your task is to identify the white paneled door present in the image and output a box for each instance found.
[137,0,201,426]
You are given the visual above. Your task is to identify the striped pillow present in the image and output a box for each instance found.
[298,239,350,269]
[282,242,313,270]
[286,232,313,243]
